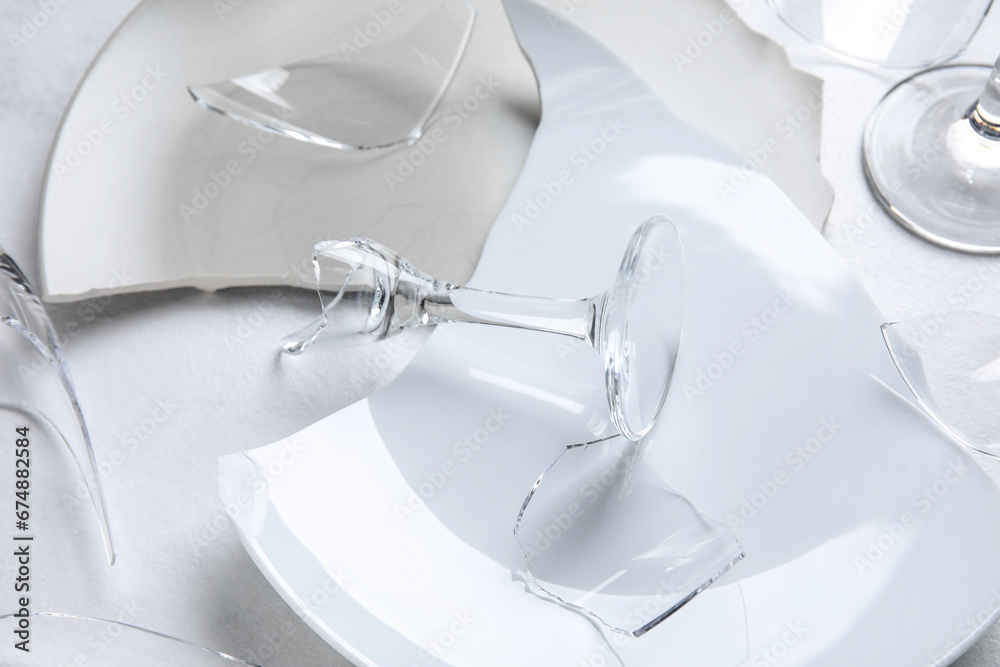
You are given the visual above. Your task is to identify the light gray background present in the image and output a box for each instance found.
[1,0,999,665]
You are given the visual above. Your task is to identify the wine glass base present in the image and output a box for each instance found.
[864,64,1000,254]
[601,216,684,440]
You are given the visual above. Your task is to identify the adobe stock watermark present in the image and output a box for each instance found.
[853,457,968,576]
[555,239,676,363]
[195,435,308,554]
[681,291,795,404]
[410,610,477,665]
[393,407,512,523]
[883,309,951,366]
[544,0,588,29]
[278,233,337,288]
[243,621,295,665]
[280,255,317,288]
[190,474,271,556]
[716,86,823,203]
[244,570,349,662]
[841,201,888,246]
[191,435,314,557]
[511,117,628,234]
[842,136,947,245]
[518,450,631,560]
[17,269,135,385]
[259,435,308,484]
[337,0,411,61]
[725,417,843,531]
[577,573,692,667]
[356,339,407,384]
[221,289,288,348]
[52,66,169,181]
[213,0,244,21]
[179,110,294,225]
[928,587,1000,664]
[870,264,1000,369]
[621,573,699,633]
[72,601,142,663]
[6,0,73,53]
[746,620,808,666]
[672,1,749,73]
[854,263,1000,361]
[947,258,1000,308]
[877,0,931,43]
[62,397,180,514]
[576,570,731,666]
[384,74,502,192]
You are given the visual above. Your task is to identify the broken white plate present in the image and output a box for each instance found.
[218,1,1000,665]
[38,0,830,302]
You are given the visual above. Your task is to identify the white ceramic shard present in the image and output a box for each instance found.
[39,0,830,302]
[217,1,1000,665]
[278,221,743,634]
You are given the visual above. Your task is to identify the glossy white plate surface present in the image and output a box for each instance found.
[217,1,1000,665]
[38,0,830,302]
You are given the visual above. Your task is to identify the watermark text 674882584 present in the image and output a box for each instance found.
[11,425,33,653]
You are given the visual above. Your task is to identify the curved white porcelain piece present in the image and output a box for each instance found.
[38,0,831,302]
[218,1,1000,665]
[38,0,540,301]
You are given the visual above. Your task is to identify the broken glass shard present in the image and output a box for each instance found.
[767,0,991,68]
[0,249,115,565]
[188,0,476,150]
[882,309,1000,456]
[514,434,744,637]
[0,613,259,665]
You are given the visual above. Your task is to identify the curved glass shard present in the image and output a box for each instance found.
[767,0,991,68]
[0,613,259,665]
[882,310,1000,456]
[0,250,115,565]
[188,0,476,150]
[514,434,744,637]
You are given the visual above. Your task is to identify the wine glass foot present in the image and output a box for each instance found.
[864,64,1000,254]
[601,217,684,440]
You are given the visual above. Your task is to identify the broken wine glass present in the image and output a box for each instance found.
[282,215,684,441]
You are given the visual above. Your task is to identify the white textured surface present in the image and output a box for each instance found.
[1,0,999,665]
[727,3,1000,666]
[1,4,386,662]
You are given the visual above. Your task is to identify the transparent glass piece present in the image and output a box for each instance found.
[0,250,115,564]
[0,613,258,665]
[883,310,1000,456]
[864,58,1000,253]
[188,0,476,150]
[514,435,744,637]
[282,215,684,440]
[767,0,991,68]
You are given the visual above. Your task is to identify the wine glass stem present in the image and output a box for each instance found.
[969,55,1000,139]
[420,285,603,347]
